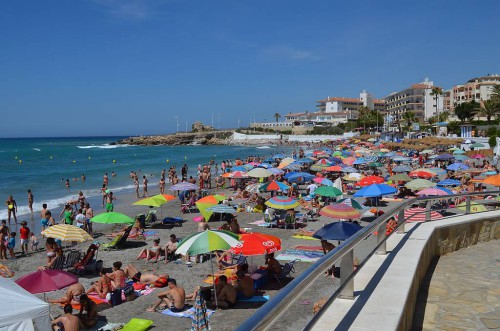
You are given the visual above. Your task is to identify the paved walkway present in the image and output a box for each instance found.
[413,240,500,331]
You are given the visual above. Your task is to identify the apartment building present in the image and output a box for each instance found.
[443,74,500,112]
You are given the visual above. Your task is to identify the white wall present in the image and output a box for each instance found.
[232,132,281,140]
[325,101,341,113]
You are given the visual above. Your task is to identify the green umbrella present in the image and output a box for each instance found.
[453,150,465,155]
[310,164,329,171]
[368,162,383,167]
[404,179,436,191]
[315,186,343,197]
[91,212,135,224]
[132,194,176,207]
[421,149,434,154]
[336,198,366,210]
[456,201,487,213]
[470,143,485,148]
[388,173,412,182]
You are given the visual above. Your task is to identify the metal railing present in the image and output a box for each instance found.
[235,190,500,331]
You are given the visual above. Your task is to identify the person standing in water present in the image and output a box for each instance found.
[5,195,17,225]
[27,190,34,214]
[143,176,149,198]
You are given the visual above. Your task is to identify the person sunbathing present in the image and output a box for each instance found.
[48,283,85,305]
[78,294,98,329]
[294,228,315,237]
[124,264,169,287]
[86,268,112,299]
[164,234,178,264]
[137,238,162,262]
[235,270,254,299]
[108,219,143,238]
[107,261,126,291]
[146,278,186,312]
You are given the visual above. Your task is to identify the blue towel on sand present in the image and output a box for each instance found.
[239,295,270,302]
[161,306,215,320]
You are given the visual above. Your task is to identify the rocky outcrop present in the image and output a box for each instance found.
[117,131,234,146]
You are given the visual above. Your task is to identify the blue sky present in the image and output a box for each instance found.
[1,0,499,137]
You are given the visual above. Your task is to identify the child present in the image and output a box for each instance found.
[19,221,30,255]
[7,232,16,259]
[0,227,8,261]
[30,232,39,251]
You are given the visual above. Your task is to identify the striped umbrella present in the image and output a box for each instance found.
[404,207,443,222]
[265,197,300,210]
[341,166,358,173]
[41,224,93,242]
[260,180,290,192]
[437,179,461,186]
[315,186,343,197]
[342,157,356,165]
[313,177,334,186]
[206,204,236,214]
[336,198,366,210]
[222,171,248,178]
[319,204,361,219]
[325,165,344,172]
[196,195,227,220]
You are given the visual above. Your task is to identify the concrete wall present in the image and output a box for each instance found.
[399,217,500,331]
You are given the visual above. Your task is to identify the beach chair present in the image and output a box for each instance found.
[49,255,65,271]
[145,210,158,224]
[274,259,299,285]
[63,250,81,269]
[220,254,247,269]
[283,213,296,229]
[102,226,132,250]
[181,195,197,213]
[72,243,99,275]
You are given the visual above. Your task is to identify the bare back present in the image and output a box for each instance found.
[54,314,80,331]
[169,286,185,309]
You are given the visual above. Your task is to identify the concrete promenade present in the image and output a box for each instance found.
[413,239,500,330]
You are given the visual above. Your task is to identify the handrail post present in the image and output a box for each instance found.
[339,249,354,299]
[376,223,387,255]
[397,209,405,234]
[426,200,431,221]
[466,196,471,214]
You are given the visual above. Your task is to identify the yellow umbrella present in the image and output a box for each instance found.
[41,224,92,242]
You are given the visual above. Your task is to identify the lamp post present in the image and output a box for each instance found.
[173,116,179,133]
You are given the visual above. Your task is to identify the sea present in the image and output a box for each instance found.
[0,136,290,223]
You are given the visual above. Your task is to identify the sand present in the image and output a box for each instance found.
[4,185,381,330]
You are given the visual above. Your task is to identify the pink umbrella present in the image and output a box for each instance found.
[417,188,449,196]
[15,269,78,294]
[470,154,485,159]
[404,207,443,223]
[342,157,356,165]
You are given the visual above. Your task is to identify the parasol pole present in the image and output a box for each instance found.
[210,252,218,309]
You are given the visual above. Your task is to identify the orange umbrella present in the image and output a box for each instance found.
[325,165,344,172]
[482,174,500,186]
[342,157,356,165]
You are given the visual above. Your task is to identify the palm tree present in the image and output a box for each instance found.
[401,111,417,133]
[430,87,442,133]
[454,101,479,123]
[438,111,449,123]
[478,99,500,123]
[491,85,500,102]
[274,113,281,122]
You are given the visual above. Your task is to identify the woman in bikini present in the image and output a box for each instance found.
[86,268,112,299]
[137,238,162,262]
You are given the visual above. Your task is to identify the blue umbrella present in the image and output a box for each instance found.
[273,154,285,159]
[437,179,461,186]
[283,162,302,171]
[341,166,358,173]
[429,167,447,175]
[446,163,469,171]
[393,156,411,162]
[353,158,367,165]
[454,155,469,161]
[258,163,273,169]
[267,167,285,175]
[287,172,315,183]
[231,166,248,172]
[328,157,343,164]
[353,184,397,198]
[296,158,315,164]
[312,222,363,241]
[263,157,274,163]
[435,153,455,161]
[364,155,379,163]
[392,165,411,173]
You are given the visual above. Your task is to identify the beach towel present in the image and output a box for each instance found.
[248,220,266,225]
[294,245,323,252]
[62,293,109,310]
[161,306,215,320]
[239,295,270,302]
[292,235,319,241]
[276,249,324,263]
[143,230,158,237]
[136,287,155,297]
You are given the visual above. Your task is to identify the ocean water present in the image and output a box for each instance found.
[0,136,289,221]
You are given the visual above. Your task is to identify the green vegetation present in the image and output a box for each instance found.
[454,100,480,122]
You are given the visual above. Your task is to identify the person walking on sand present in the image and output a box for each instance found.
[142,175,149,198]
[5,195,17,225]
[84,202,93,235]
[27,190,34,214]
[105,192,115,212]
[19,221,30,255]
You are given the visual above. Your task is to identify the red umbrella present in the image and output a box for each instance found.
[325,165,343,172]
[409,170,435,179]
[230,233,281,256]
[356,175,385,187]
[404,207,443,223]
[15,270,78,294]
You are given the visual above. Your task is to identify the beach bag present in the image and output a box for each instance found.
[110,289,123,306]
[123,285,136,302]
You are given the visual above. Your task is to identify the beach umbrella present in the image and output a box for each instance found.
[312,222,363,241]
[170,182,199,191]
[417,188,450,196]
[313,177,334,186]
[454,155,469,161]
[341,166,358,173]
[353,184,397,198]
[393,156,411,162]
[470,154,485,159]
[176,229,240,308]
[336,198,366,210]
[388,173,412,182]
[470,143,485,148]
[325,165,344,172]
[447,163,469,171]
[91,212,135,224]
[310,164,329,172]
[231,166,248,172]
[196,195,226,220]
[352,158,367,165]
[343,173,364,181]
[16,270,78,295]
[319,204,361,219]
[315,186,343,197]
[405,179,436,190]
[260,180,290,192]
[258,162,273,169]
[327,157,343,164]
[41,224,92,242]
[409,170,436,179]
[230,233,281,256]
[206,204,236,214]
[404,207,443,223]
[191,288,210,331]
[283,162,302,171]
[342,157,356,165]
[392,165,411,173]
[434,153,455,161]
[265,196,300,210]
[421,149,434,154]
[296,157,315,164]
[247,168,273,178]
[368,162,383,168]
[437,179,461,186]
[132,194,176,207]
[456,201,488,213]
[356,175,385,187]
[482,174,500,186]
[278,157,296,169]
[453,149,465,155]
[222,171,248,178]
[244,183,262,193]
[268,167,285,175]
[272,154,285,159]
[429,167,447,175]
[286,172,315,183]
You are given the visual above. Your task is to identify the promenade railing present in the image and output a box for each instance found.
[235,190,500,331]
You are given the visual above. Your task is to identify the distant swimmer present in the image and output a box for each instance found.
[111,171,116,177]
[81,173,86,181]
[103,173,109,185]
[65,179,70,188]
[73,177,78,182]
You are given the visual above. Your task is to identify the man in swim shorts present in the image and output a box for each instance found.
[124,264,169,287]
[105,192,115,212]
[146,278,185,312]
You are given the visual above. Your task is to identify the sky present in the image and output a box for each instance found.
[1,0,500,137]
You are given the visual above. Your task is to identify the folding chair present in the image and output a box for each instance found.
[49,255,65,270]
[274,259,299,285]
[63,250,81,269]
[102,226,133,250]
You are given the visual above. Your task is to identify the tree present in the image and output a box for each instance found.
[491,85,500,103]
[454,101,479,122]
[401,111,418,132]
[478,99,500,123]
[356,107,383,132]
[430,87,443,118]
[438,111,449,122]
[274,113,281,122]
